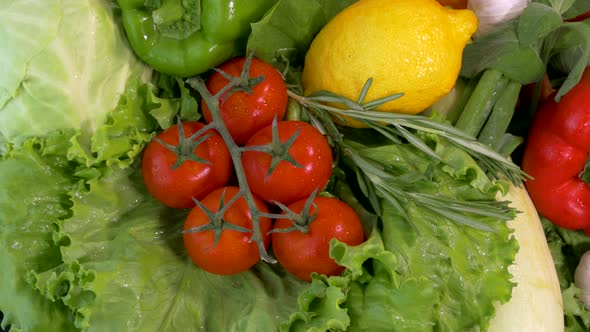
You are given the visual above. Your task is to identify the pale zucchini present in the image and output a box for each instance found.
[488,184,564,331]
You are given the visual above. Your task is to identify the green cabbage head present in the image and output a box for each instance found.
[0,0,152,144]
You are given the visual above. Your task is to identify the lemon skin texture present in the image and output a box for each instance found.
[301,0,478,127]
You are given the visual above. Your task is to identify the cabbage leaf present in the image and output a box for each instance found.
[0,0,152,145]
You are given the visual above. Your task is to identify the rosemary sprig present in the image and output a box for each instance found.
[287,78,528,185]
[287,78,521,230]
[342,142,514,232]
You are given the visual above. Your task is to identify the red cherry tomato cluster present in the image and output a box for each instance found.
[141,55,365,281]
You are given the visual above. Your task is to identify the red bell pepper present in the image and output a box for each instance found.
[435,0,467,9]
[522,66,590,234]
[566,10,590,22]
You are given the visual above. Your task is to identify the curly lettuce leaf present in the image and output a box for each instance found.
[0,47,306,331]
[2,78,520,332]
[1,78,307,332]
[67,79,161,168]
[28,165,306,331]
[283,140,518,332]
[0,66,173,331]
[0,133,78,332]
[283,275,350,332]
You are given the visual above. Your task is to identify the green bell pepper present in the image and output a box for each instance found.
[118,0,277,77]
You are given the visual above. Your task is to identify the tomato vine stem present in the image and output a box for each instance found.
[185,52,318,263]
[188,75,277,263]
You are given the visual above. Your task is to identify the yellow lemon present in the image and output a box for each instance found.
[301,0,478,127]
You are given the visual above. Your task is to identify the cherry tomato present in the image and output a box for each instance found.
[272,197,365,281]
[183,186,272,275]
[242,120,333,205]
[141,121,232,209]
[201,56,288,145]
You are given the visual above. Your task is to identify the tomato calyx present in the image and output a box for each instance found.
[270,191,319,235]
[183,189,252,246]
[154,117,215,169]
[241,117,303,177]
[580,155,590,185]
[214,51,265,98]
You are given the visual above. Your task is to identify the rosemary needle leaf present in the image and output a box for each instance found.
[296,89,526,185]
[288,82,522,232]
[391,124,442,162]
[357,77,374,104]
[427,206,497,233]
[370,122,404,144]
[343,142,516,232]
[362,93,405,110]
[308,91,364,111]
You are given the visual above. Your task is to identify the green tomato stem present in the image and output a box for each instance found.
[581,155,590,186]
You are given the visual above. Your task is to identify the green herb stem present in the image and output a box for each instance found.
[446,77,478,125]
[285,99,303,121]
[455,69,508,137]
[478,80,522,149]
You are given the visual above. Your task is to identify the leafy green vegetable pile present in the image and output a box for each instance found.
[0,125,517,331]
[450,0,590,330]
[544,219,590,331]
[2,0,574,331]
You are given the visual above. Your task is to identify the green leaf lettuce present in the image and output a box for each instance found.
[283,141,518,332]
[0,1,520,331]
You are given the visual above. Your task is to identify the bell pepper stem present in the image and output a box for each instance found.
[152,1,186,26]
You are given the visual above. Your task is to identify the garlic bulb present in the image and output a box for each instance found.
[468,0,531,36]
